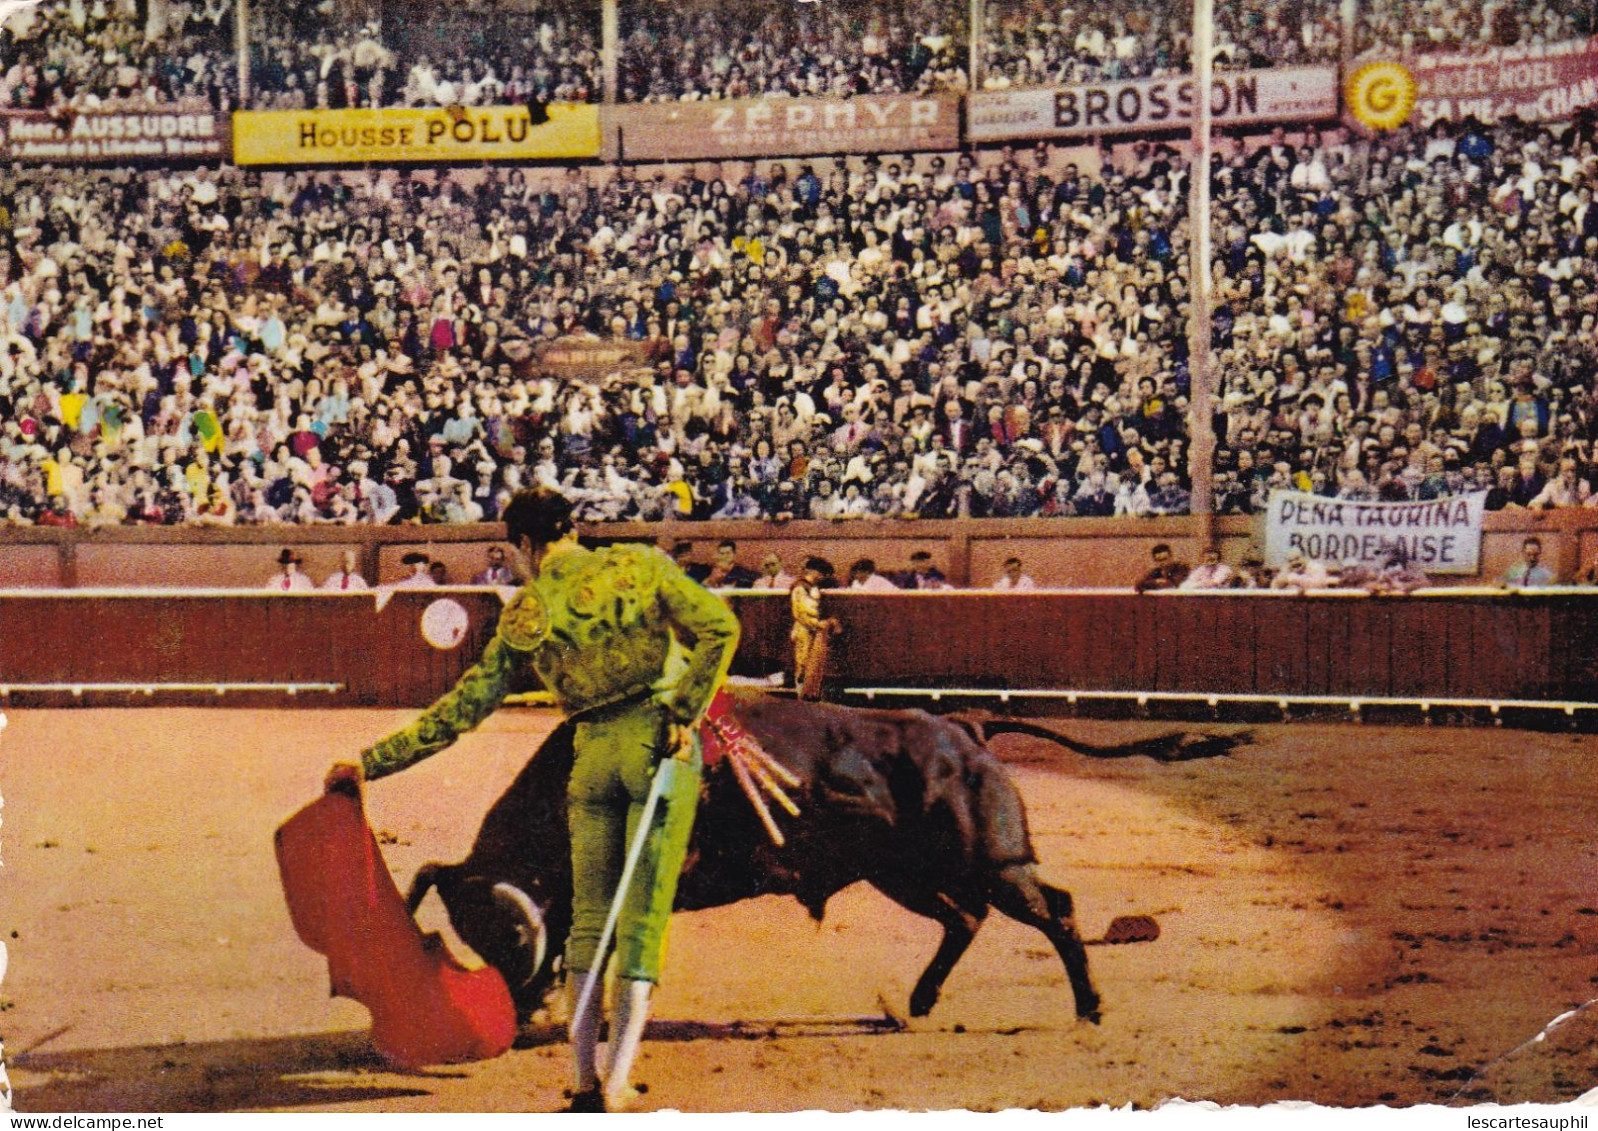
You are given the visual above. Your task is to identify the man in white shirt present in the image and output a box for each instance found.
[1272,551,1333,591]
[266,548,316,592]
[392,551,437,588]
[902,550,954,590]
[848,558,901,593]
[322,548,370,591]
[990,556,1038,590]
[471,545,516,586]
[750,553,796,592]
[1180,546,1236,590]
[1529,458,1589,509]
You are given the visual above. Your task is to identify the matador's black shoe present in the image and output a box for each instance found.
[561,1087,606,1113]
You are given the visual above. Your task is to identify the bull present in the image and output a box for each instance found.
[405,695,1242,1025]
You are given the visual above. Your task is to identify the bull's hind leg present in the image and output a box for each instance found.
[988,865,1101,1023]
[873,881,988,1017]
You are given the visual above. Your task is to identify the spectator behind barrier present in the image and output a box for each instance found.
[1179,545,1235,589]
[1271,550,1332,591]
[700,538,760,588]
[1502,536,1557,588]
[751,552,795,591]
[323,547,370,590]
[1135,541,1189,592]
[990,555,1038,590]
[266,546,314,591]
[848,557,902,592]
[899,550,953,589]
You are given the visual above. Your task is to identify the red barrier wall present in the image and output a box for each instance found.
[1,589,1594,709]
[814,591,1598,703]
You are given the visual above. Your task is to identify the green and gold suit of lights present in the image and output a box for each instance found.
[361,543,740,981]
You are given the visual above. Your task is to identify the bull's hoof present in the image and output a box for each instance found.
[909,987,939,1017]
[1081,1009,1102,1026]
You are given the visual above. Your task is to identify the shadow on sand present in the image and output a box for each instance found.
[11,1030,447,1112]
[11,1015,908,1112]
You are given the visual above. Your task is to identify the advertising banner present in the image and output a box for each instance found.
[613,94,959,160]
[1264,490,1488,575]
[968,67,1338,141]
[535,338,647,378]
[1402,36,1598,125]
[232,104,601,165]
[0,108,229,163]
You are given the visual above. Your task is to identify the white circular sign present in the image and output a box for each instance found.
[420,598,471,651]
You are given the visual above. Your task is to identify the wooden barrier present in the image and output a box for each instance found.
[1,588,1594,710]
[0,589,508,708]
[813,589,1598,705]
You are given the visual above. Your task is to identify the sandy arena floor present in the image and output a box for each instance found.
[2,707,1596,1112]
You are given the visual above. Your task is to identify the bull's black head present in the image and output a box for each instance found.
[409,864,564,1017]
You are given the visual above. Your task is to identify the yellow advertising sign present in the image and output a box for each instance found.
[232,104,600,165]
[1346,62,1418,130]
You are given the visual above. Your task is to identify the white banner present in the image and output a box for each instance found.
[1264,490,1488,575]
[968,66,1338,141]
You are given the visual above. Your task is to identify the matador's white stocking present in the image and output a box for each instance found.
[604,978,653,1108]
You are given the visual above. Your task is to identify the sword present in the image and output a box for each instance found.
[572,755,688,1031]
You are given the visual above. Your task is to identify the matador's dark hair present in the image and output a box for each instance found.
[502,487,575,548]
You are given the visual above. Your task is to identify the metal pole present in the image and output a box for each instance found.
[602,0,618,106]
[968,0,983,93]
[1187,0,1216,544]
[1340,0,1357,71]
[236,0,249,109]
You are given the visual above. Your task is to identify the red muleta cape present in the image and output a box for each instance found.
[274,783,517,1068]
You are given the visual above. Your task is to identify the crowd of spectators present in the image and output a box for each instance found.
[980,0,1343,91]
[1352,0,1594,55]
[981,0,1598,93]
[244,0,973,109]
[1207,115,1598,521]
[245,0,383,112]
[386,1,599,107]
[8,0,1597,115]
[1,0,235,112]
[1,107,1596,530]
[246,0,600,111]
[618,0,967,102]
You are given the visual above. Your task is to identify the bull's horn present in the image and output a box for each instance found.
[491,881,547,985]
[405,862,443,915]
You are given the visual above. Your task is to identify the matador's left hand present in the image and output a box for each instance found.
[325,761,364,795]
[666,722,695,762]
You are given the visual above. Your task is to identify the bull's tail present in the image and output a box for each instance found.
[970,718,1250,763]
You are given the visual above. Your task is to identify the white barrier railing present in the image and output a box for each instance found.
[0,683,344,698]
[844,686,1598,721]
